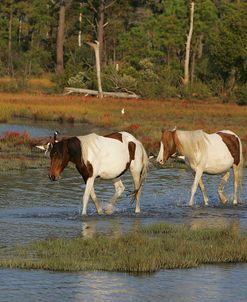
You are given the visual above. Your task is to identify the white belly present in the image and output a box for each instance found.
[98,157,129,179]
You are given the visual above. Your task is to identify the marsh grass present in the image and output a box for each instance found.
[1,224,247,273]
[0,92,247,164]
[0,93,246,158]
[0,132,48,171]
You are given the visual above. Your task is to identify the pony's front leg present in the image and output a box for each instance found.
[82,177,95,215]
[90,187,103,215]
[106,178,125,214]
[199,178,209,206]
[189,169,203,206]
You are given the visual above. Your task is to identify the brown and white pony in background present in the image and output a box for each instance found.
[37,131,148,215]
[157,128,244,206]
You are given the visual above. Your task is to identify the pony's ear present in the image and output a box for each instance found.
[35,142,53,154]
[161,128,166,133]
[54,131,59,143]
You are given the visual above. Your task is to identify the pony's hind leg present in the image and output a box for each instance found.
[199,178,209,206]
[105,178,125,214]
[90,187,103,214]
[218,171,230,204]
[130,169,143,214]
[233,165,240,205]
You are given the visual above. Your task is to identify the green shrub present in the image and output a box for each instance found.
[235,84,247,106]
[67,71,91,89]
[190,81,212,99]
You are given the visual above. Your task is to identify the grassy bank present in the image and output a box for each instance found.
[1,224,247,273]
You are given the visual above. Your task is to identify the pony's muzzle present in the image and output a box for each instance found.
[157,159,164,165]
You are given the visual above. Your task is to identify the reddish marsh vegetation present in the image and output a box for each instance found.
[0,92,246,159]
[1,131,31,146]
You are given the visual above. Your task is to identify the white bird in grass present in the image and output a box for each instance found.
[121,108,125,115]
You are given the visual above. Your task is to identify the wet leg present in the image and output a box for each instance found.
[131,170,142,213]
[233,165,239,205]
[106,178,125,214]
[82,177,95,215]
[199,178,209,206]
[189,169,203,206]
[90,187,103,214]
[217,171,230,204]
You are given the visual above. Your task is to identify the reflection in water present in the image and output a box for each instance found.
[81,217,142,238]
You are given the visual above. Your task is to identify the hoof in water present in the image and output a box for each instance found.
[97,209,104,215]
[105,205,115,215]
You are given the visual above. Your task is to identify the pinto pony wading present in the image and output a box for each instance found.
[157,129,243,206]
[37,131,148,215]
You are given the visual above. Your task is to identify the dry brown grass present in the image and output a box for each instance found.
[0,76,54,88]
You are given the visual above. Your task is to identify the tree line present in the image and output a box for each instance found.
[0,0,247,102]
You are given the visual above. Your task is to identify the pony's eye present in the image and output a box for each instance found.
[51,151,58,157]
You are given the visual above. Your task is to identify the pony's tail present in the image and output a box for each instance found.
[237,138,244,192]
[134,144,149,200]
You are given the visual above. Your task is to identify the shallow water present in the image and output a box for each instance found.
[1,122,247,301]
[1,167,246,247]
[1,264,247,302]
[0,120,111,138]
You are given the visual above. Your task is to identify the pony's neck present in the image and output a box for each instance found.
[67,137,83,165]
[173,130,184,156]
[176,130,206,161]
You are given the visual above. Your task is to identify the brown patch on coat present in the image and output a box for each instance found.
[217,132,240,165]
[128,141,136,162]
[125,141,136,170]
[67,137,94,182]
[104,132,123,142]
[86,161,93,177]
[116,141,136,178]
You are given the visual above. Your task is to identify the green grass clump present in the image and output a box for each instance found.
[1,224,247,273]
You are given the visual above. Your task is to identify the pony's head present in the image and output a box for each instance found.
[35,131,69,181]
[156,129,177,164]
[49,140,70,181]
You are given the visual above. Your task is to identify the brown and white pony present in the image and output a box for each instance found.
[157,128,244,206]
[37,131,148,215]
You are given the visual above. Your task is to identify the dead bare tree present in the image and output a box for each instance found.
[183,1,195,86]
[87,40,103,98]
[98,0,105,61]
